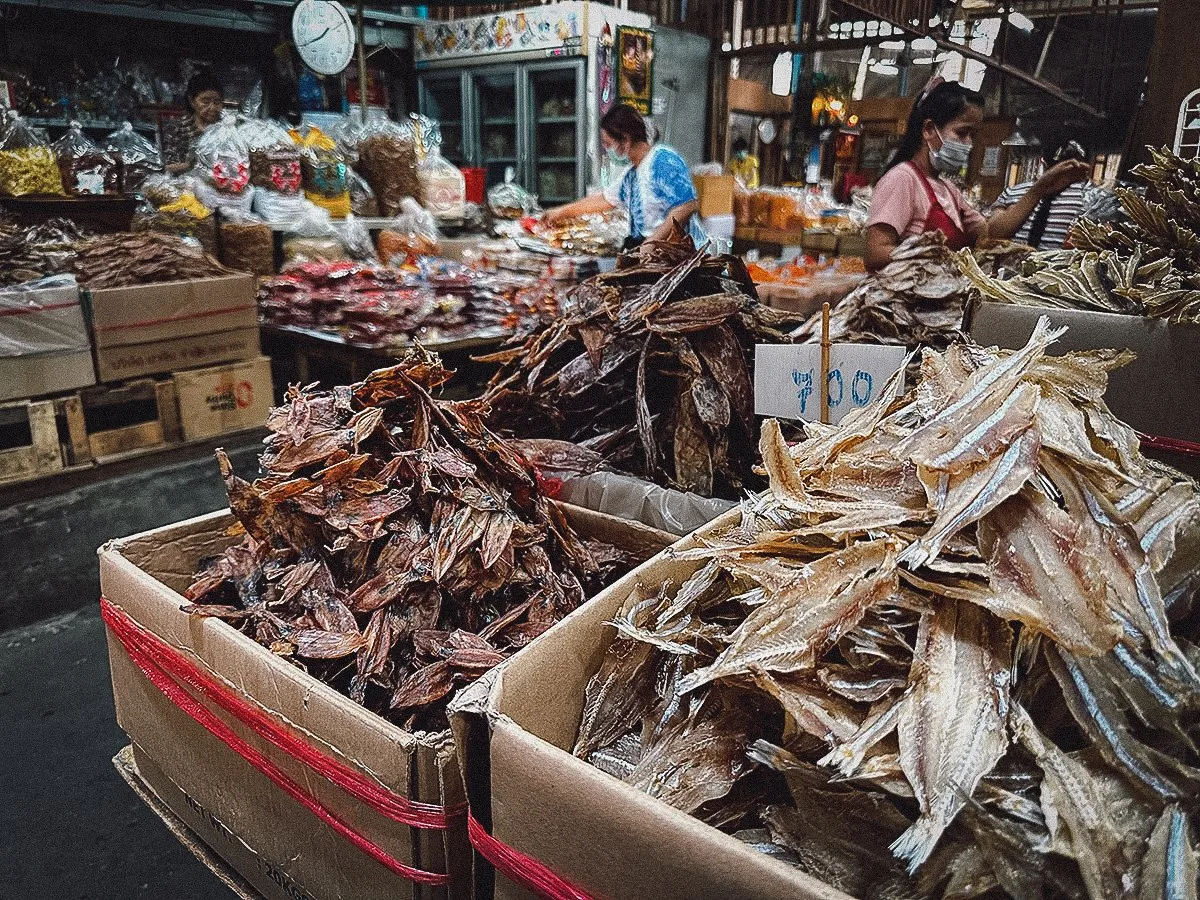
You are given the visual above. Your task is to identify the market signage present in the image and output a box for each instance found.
[414,3,585,62]
[754,343,907,425]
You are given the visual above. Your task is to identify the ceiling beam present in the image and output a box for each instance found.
[834,0,1106,117]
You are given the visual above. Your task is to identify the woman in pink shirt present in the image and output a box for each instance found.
[864,80,1089,271]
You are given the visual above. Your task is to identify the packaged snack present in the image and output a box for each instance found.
[194,113,251,195]
[356,117,421,215]
[488,168,535,219]
[376,197,441,263]
[0,115,65,196]
[417,146,466,223]
[219,213,275,276]
[241,119,302,194]
[103,122,162,192]
[52,122,120,195]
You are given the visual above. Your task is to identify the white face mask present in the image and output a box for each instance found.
[607,145,630,167]
[929,130,972,174]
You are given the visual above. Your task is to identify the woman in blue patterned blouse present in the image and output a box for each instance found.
[542,104,704,248]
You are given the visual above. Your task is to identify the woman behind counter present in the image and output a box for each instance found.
[163,70,225,175]
[864,79,1089,271]
[542,103,704,248]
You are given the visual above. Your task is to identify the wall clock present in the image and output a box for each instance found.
[293,0,356,76]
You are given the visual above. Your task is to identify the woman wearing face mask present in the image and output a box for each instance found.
[864,79,1089,272]
[728,137,760,189]
[542,103,704,248]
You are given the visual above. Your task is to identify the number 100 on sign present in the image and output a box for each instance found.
[754,344,906,425]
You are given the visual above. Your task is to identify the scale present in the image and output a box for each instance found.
[292,0,357,76]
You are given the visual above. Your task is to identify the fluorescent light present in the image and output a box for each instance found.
[1009,11,1035,31]
[870,63,899,75]
[879,39,905,50]
[912,37,936,51]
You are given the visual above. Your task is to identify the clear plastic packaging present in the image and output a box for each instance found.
[103,122,162,192]
[555,471,735,536]
[417,146,466,223]
[282,236,349,265]
[194,113,251,195]
[135,189,218,253]
[240,119,301,194]
[139,172,184,207]
[252,189,322,224]
[194,179,256,217]
[0,274,89,358]
[289,125,348,198]
[488,168,535,219]
[219,211,275,276]
[347,166,379,217]
[0,115,64,196]
[52,122,120,196]
[356,117,421,215]
[339,214,377,262]
[376,196,441,262]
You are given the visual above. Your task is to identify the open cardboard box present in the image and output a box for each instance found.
[449,507,851,900]
[101,503,673,900]
[965,300,1200,477]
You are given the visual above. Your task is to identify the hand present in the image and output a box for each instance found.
[1034,160,1090,198]
[542,206,568,226]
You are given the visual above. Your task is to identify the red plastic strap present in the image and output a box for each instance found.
[0,300,81,318]
[101,598,459,886]
[1137,432,1200,460]
[90,303,256,332]
[467,814,594,900]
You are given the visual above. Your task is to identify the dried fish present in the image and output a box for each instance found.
[481,229,805,498]
[573,320,1200,898]
[186,350,646,729]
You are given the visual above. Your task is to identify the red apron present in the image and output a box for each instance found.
[909,162,971,251]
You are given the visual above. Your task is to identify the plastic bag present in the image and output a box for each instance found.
[555,471,735,536]
[339,214,377,262]
[356,117,421,215]
[194,179,256,217]
[290,125,348,198]
[240,119,301,194]
[219,213,275,276]
[52,122,119,196]
[417,146,466,222]
[347,166,379,217]
[194,112,251,194]
[282,236,348,265]
[691,162,723,177]
[488,168,535,219]
[0,115,64,196]
[253,189,322,224]
[140,172,185,207]
[103,121,162,192]
[0,274,89,358]
[376,196,440,263]
[133,193,217,253]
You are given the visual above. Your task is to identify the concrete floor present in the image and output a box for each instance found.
[0,434,265,898]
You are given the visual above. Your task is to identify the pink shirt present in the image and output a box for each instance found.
[867,163,985,240]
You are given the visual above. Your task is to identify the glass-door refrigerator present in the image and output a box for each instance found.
[417,72,469,168]
[522,59,586,206]
[468,67,521,189]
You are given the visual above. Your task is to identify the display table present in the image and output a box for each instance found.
[259,324,508,400]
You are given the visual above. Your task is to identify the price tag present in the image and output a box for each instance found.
[754,343,906,424]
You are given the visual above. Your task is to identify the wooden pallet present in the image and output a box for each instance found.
[0,398,66,484]
[78,377,183,461]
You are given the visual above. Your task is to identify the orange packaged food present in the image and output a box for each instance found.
[749,190,774,228]
[770,190,808,232]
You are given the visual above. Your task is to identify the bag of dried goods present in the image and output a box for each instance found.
[51,122,120,196]
[194,113,251,196]
[103,121,162,192]
[218,209,275,276]
[356,117,421,215]
[376,196,440,263]
[0,115,64,196]
[289,124,351,217]
[417,146,466,223]
[487,169,535,219]
[347,166,379,217]
[240,119,302,194]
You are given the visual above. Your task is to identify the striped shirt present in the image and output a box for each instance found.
[994,181,1087,250]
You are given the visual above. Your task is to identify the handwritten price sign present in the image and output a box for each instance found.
[754,343,906,424]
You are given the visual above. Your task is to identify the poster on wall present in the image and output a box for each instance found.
[616,26,654,114]
[414,4,583,63]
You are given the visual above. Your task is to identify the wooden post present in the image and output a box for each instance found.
[819,302,831,425]
[356,1,369,121]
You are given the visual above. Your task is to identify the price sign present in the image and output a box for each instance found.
[754,343,906,424]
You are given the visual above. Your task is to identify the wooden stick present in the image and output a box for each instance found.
[820,301,831,425]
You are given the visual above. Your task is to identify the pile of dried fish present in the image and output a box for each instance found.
[958,245,1200,323]
[793,233,1029,352]
[72,231,231,288]
[0,217,86,286]
[1074,146,1200,273]
[184,351,638,729]
[480,230,804,499]
[575,318,1200,898]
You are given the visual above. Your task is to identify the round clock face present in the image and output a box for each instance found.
[292,0,356,76]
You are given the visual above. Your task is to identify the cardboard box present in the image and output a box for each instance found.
[94,327,261,383]
[693,175,735,219]
[449,509,851,900]
[0,350,95,402]
[966,301,1200,476]
[174,356,274,441]
[0,276,96,400]
[756,274,865,319]
[101,504,673,900]
[87,274,257,350]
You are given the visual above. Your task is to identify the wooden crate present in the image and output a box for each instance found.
[0,398,65,484]
[79,378,183,461]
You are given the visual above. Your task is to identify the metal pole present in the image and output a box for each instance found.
[357,0,369,120]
